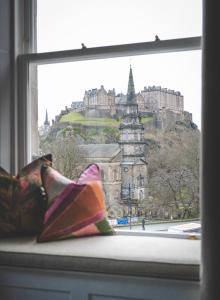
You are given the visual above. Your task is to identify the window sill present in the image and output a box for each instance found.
[0,234,200,281]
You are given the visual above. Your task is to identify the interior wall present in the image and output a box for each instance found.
[0,0,36,173]
[0,0,11,171]
[201,0,220,299]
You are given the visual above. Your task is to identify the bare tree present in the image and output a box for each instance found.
[40,128,87,180]
[147,124,200,219]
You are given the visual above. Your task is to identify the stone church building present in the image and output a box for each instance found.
[80,67,148,218]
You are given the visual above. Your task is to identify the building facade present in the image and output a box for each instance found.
[69,83,188,131]
[83,85,116,117]
[119,67,148,216]
[140,86,184,113]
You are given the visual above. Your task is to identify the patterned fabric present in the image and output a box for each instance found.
[0,168,17,237]
[77,164,101,184]
[0,154,52,238]
[37,164,114,242]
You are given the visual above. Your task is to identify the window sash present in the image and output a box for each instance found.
[18,36,201,168]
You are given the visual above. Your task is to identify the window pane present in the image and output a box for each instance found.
[37,0,202,52]
[33,50,201,230]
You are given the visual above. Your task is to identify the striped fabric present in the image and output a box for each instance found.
[77,164,101,184]
[37,164,114,242]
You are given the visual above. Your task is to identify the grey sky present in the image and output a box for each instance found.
[37,0,202,128]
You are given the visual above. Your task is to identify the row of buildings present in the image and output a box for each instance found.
[67,72,191,131]
[82,84,184,117]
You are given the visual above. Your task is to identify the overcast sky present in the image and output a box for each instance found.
[37,0,202,128]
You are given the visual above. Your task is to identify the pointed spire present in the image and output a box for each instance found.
[44,109,50,126]
[127,65,136,103]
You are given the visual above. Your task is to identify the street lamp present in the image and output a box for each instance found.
[128,183,132,230]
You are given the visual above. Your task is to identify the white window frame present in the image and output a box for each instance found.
[8,2,220,299]
[16,1,202,240]
[18,36,202,168]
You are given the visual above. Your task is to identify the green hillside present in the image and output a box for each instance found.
[60,112,120,127]
[60,112,153,127]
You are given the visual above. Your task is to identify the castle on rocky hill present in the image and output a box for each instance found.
[54,67,192,131]
[43,67,195,218]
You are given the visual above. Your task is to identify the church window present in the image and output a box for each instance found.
[140,190,144,200]
[124,167,129,173]
[101,169,105,180]
[124,131,129,140]
[113,169,117,181]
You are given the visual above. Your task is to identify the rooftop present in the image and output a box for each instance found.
[79,144,120,159]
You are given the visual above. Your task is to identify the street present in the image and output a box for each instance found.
[116,220,201,232]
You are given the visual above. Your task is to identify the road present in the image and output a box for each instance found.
[116,220,200,232]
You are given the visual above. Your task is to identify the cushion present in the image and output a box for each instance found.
[37,164,114,242]
[0,168,17,237]
[0,154,52,238]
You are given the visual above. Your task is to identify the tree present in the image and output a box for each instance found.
[147,123,200,219]
[40,127,87,180]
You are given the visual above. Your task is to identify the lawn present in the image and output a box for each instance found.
[60,112,121,127]
[60,112,153,127]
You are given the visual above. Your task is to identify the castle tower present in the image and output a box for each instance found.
[119,66,148,215]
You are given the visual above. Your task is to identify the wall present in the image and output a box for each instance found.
[0,267,200,300]
[0,0,12,171]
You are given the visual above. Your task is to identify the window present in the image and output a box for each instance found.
[18,0,202,234]
[37,0,202,52]
[6,2,220,299]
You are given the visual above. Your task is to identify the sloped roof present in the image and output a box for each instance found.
[79,144,120,159]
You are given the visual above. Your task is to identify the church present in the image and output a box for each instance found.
[79,66,148,218]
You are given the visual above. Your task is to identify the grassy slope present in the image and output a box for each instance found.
[60,112,120,126]
[60,112,153,127]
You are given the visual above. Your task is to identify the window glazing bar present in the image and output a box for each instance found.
[22,37,201,65]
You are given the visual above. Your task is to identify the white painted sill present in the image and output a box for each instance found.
[0,233,200,281]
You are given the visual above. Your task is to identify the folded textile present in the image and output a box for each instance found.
[0,154,52,237]
[37,164,114,242]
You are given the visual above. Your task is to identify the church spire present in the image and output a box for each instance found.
[127,65,136,103]
[44,109,50,126]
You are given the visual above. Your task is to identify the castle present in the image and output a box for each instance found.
[45,67,194,218]
[68,72,192,130]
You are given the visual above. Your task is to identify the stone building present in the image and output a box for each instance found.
[119,66,148,215]
[79,143,123,217]
[80,80,187,130]
[140,86,184,113]
[71,101,85,111]
[83,85,116,117]
[77,67,148,218]
[49,67,193,217]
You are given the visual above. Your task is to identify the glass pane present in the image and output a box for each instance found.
[37,0,202,52]
[32,50,201,232]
